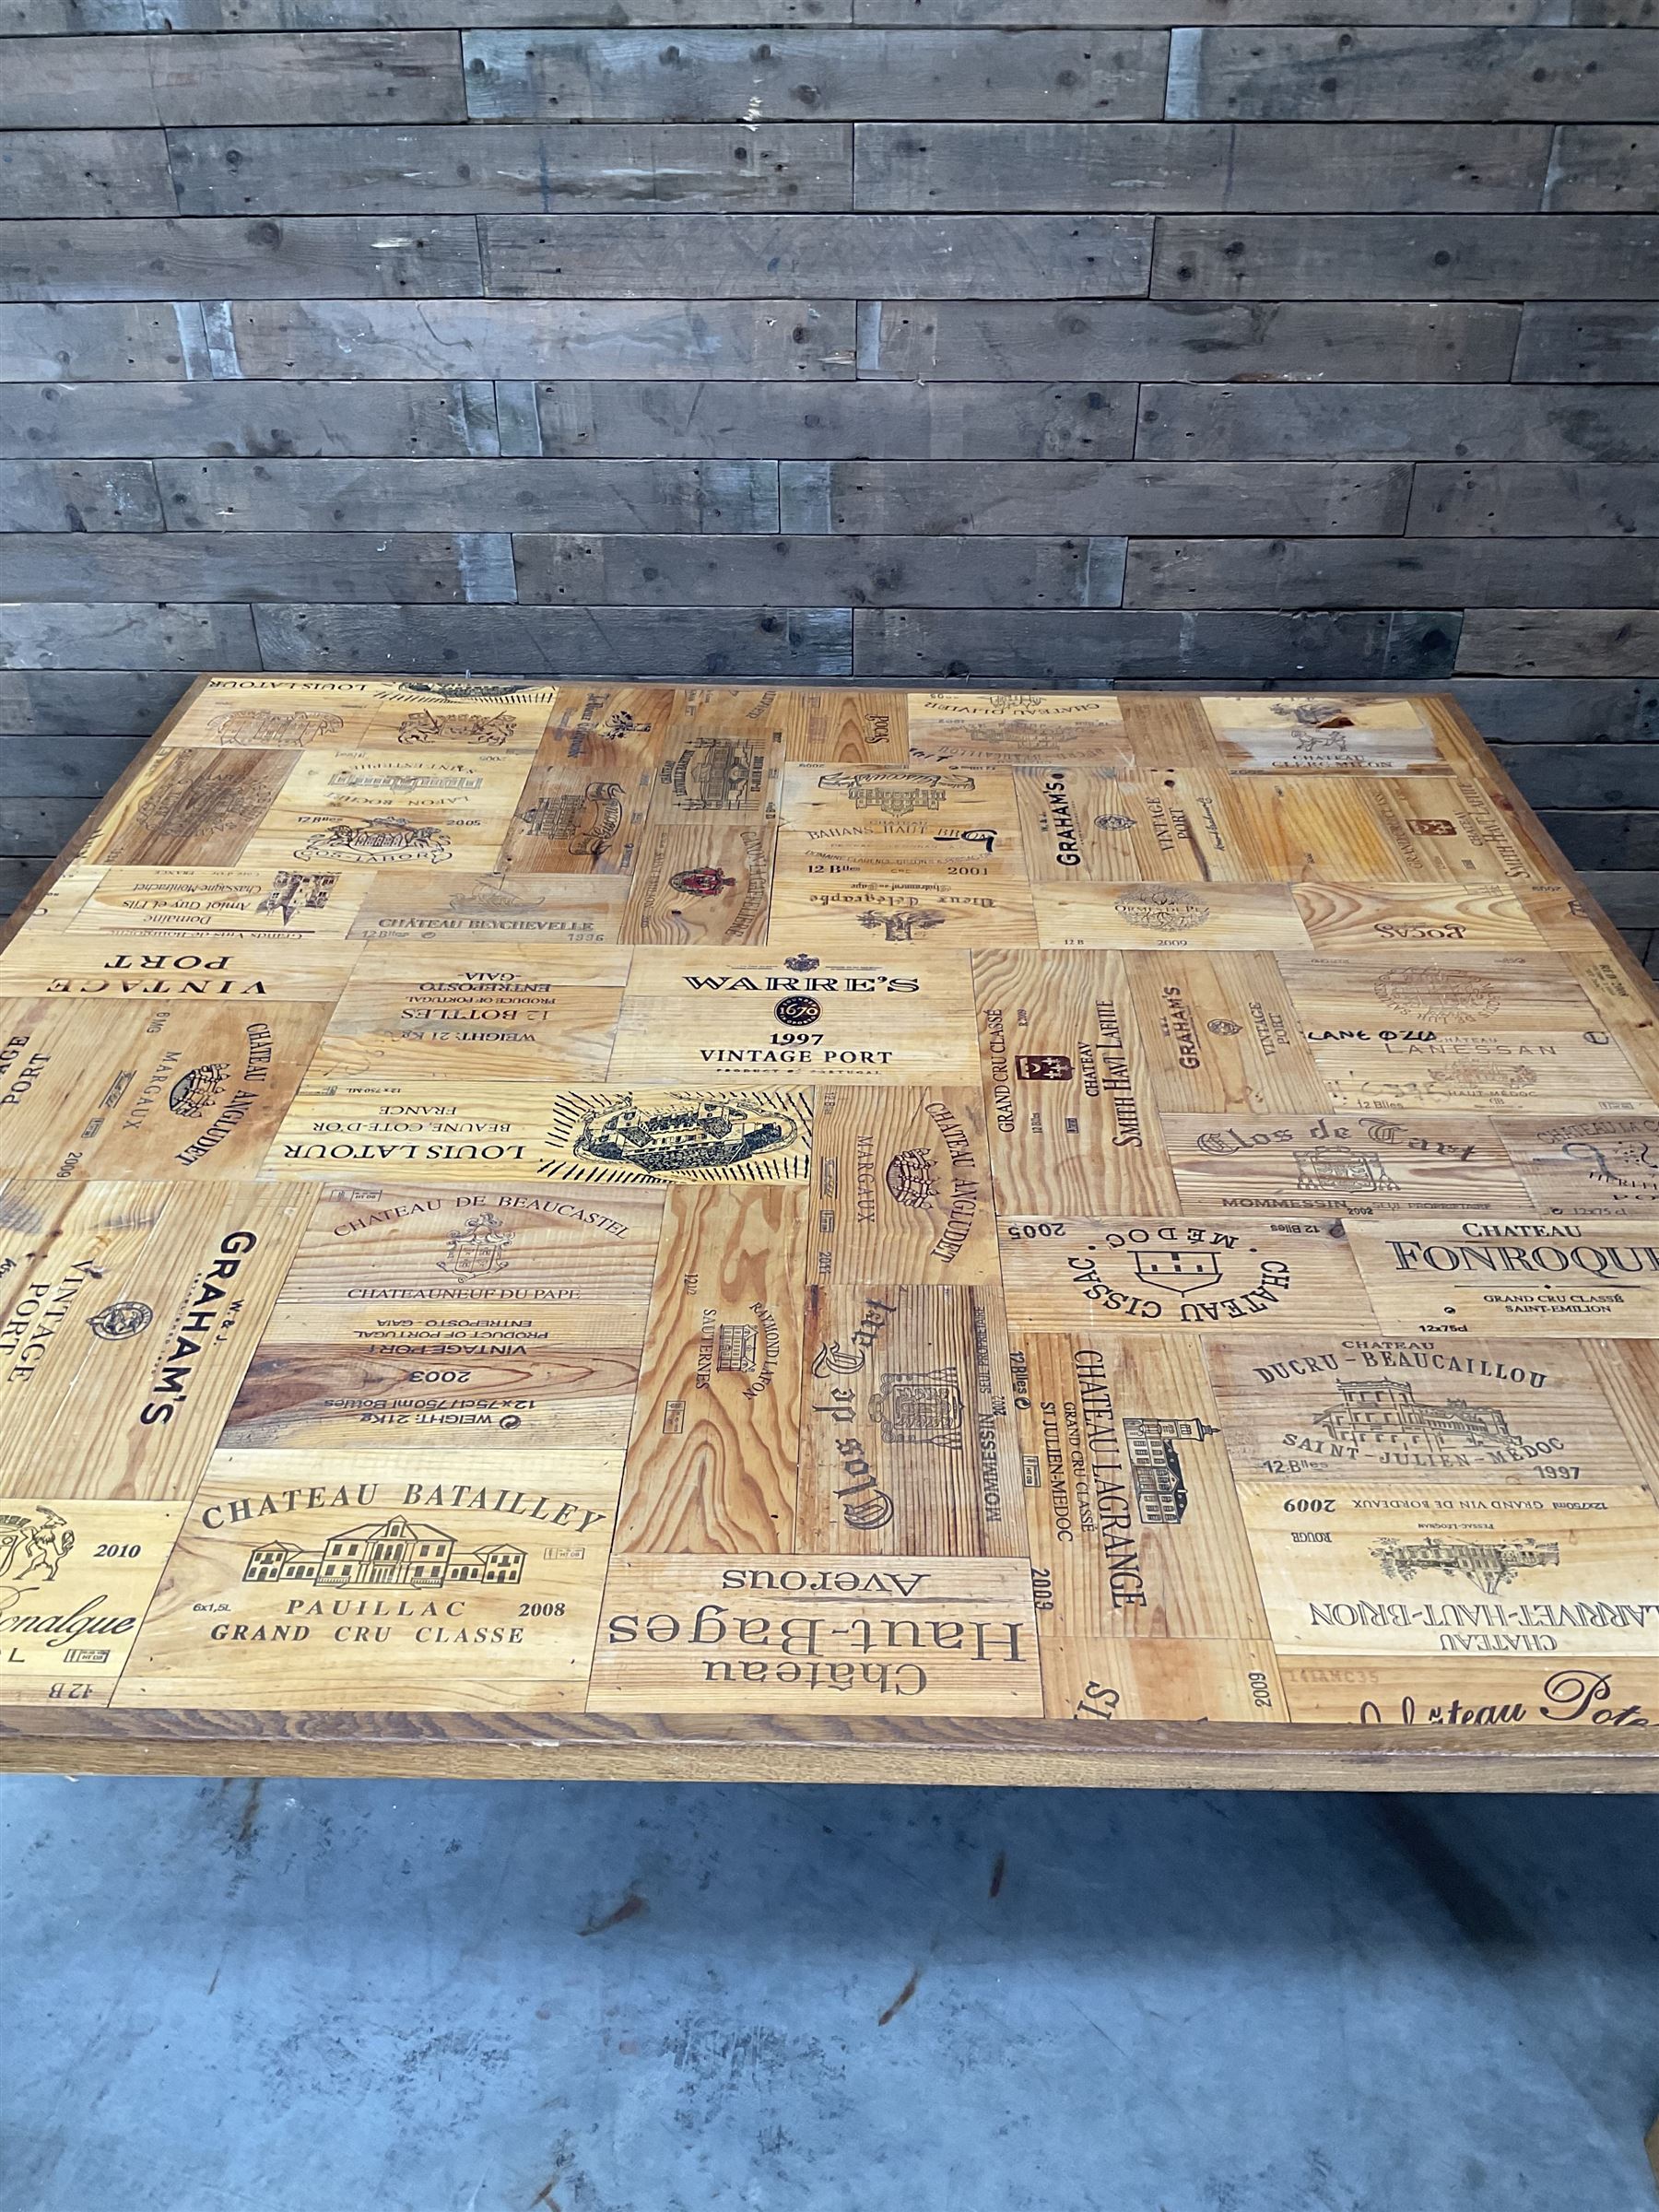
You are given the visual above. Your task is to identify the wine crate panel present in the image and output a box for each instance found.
[4,677,1659,1784]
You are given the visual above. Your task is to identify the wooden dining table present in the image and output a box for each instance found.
[3,673,1658,1792]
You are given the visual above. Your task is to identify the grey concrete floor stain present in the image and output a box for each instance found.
[2,1779,1657,2211]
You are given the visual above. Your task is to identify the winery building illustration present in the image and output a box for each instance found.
[1123,1416,1216,1525]
[1312,1376,1522,1464]
[242,1514,525,1591]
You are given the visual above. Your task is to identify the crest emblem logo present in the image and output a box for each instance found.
[668,867,735,898]
[869,1368,965,1450]
[856,907,947,942]
[168,1064,229,1119]
[88,1300,154,1341]
[0,1506,74,1598]
[884,1149,938,1206]
[257,870,336,924]
[1131,1247,1223,1291]
[437,1211,512,1278]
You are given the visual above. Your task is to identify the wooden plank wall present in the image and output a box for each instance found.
[1,6,1657,940]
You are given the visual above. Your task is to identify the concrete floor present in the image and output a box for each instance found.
[2,1779,1657,2211]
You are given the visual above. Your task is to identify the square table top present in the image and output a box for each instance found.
[4,675,1659,1792]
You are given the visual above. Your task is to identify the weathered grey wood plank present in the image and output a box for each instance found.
[1538,809,1659,868]
[810,460,1409,534]
[1,4,147,29]
[535,378,1135,457]
[0,855,50,914]
[0,33,467,128]
[462,29,1169,123]
[0,380,500,458]
[0,303,197,380]
[0,532,518,604]
[1452,677,1659,742]
[1497,742,1659,806]
[854,122,1552,213]
[1165,29,1659,123]
[1515,305,1659,381]
[1580,872,1659,927]
[134,0,850,23]
[228,298,855,378]
[853,607,1459,681]
[0,856,50,915]
[0,601,258,670]
[0,670,194,736]
[1124,535,1659,606]
[168,123,852,215]
[865,300,1521,382]
[1153,215,1659,300]
[0,735,146,798]
[511,531,1119,606]
[253,601,853,676]
[0,460,161,530]
[153,456,780,532]
[1409,463,1659,534]
[0,130,176,218]
[856,0,1571,23]
[0,795,101,860]
[480,213,1151,298]
[91,0,1567,21]
[0,217,482,301]
[1544,124,1659,206]
[1458,609,1659,675]
[1134,381,1659,461]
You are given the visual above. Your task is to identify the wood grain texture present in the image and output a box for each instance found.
[855,122,1554,214]
[0,0,1648,797]
[222,298,856,379]
[865,300,1523,382]
[615,1182,810,1551]
[512,532,1109,608]
[0,680,1653,1785]
[168,123,853,215]
[1152,215,1659,300]
[153,458,782,534]
[478,213,1152,299]
[1135,384,1659,463]
[462,28,1171,123]
[0,533,517,604]
[0,33,467,129]
[0,217,483,303]
[1166,29,1659,123]
[530,380,1136,459]
[0,129,177,219]
[0,381,501,461]
[814,462,1411,535]
[0,0,1655,1782]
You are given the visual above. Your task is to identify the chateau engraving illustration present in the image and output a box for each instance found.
[243,1514,525,1591]
[1123,1416,1216,1526]
[668,739,763,810]
[1293,1145,1399,1196]
[1371,1535,1560,1596]
[571,1095,800,1173]
[819,771,974,816]
[1312,1377,1530,1466]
